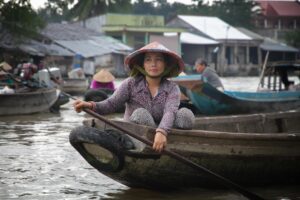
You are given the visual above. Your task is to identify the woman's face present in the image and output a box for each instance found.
[143,52,166,78]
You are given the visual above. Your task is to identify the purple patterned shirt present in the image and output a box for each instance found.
[94,76,180,135]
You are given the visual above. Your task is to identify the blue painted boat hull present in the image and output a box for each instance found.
[172,75,300,115]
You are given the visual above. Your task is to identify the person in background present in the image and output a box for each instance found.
[194,58,224,91]
[90,69,116,91]
[72,41,195,152]
[0,62,15,93]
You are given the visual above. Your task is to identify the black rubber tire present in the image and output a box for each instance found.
[69,126,126,172]
[84,89,110,102]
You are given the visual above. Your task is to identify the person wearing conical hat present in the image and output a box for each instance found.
[0,62,15,90]
[73,41,195,152]
[90,69,115,91]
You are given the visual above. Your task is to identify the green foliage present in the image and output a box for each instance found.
[37,0,72,22]
[285,30,300,48]
[132,0,156,15]
[209,0,259,29]
[38,0,132,22]
[0,0,45,39]
[36,0,259,31]
[108,0,132,14]
[67,0,118,21]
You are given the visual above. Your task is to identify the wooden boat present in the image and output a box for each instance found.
[0,87,58,115]
[69,109,300,189]
[171,73,300,115]
[50,90,70,112]
[62,78,89,95]
[258,60,300,91]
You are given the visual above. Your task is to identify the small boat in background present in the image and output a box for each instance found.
[61,67,89,95]
[69,109,300,189]
[0,87,58,115]
[62,78,89,95]
[171,64,300,115]
[258,60,300,91]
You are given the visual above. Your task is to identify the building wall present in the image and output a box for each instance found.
[106,13,164,26]
[167,17,262,76]
[150,35,180,54]
[81,15,107,32]
[94,54,127,77]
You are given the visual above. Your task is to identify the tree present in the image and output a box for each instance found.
[37,0,71,23]
[285,30,300,48]
[132,0,156,15]
[68,0,115,21]
[210,0,259,29]
[0,0,45,39]
[108,0,132,14]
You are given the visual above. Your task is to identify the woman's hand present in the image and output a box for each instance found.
[153,131,167,153]
[73,100,92,113]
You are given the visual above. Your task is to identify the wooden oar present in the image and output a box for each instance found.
[62,91,266,200]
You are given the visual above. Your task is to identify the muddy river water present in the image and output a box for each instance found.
[0,77,299,200]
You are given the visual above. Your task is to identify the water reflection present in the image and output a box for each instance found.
[0,103,127,200]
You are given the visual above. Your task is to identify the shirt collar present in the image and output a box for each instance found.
[134,76,169,94]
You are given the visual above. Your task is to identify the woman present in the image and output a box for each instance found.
[73,41,194,152]
[89,69,115,91]
[84,69,116,102]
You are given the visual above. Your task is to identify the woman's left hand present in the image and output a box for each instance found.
[153,131,167,153]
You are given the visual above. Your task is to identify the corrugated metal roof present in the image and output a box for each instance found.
[236,27,264,40]
[178,15,251,40]
[43,23,132,58]
[181,32,219,45]
[90,36,132,54]
[19,40,74,56]
[165,32,219,45]
[55,40,111,58]
[42,23,102,40]
[55,36,132,58]
[260,38,299,52]
[45,43,75,56]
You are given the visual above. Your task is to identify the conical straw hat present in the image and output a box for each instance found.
[124,41,184,77]
[0,62,12,75]
[93,69,115,83]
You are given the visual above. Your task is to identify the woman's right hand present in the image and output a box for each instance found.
[73,100,92,113]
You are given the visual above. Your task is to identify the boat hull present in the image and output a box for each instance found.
[62,78,89,95]
[171,75,300,115]
[0,88,58,115]
[70,110,300,188]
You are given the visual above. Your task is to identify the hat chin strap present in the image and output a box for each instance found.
[132,65,172,78]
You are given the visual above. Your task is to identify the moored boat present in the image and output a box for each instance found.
[69,109,300,189]
[0,87,58,115]
[62,78,89,95]
[171,74,300,115]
